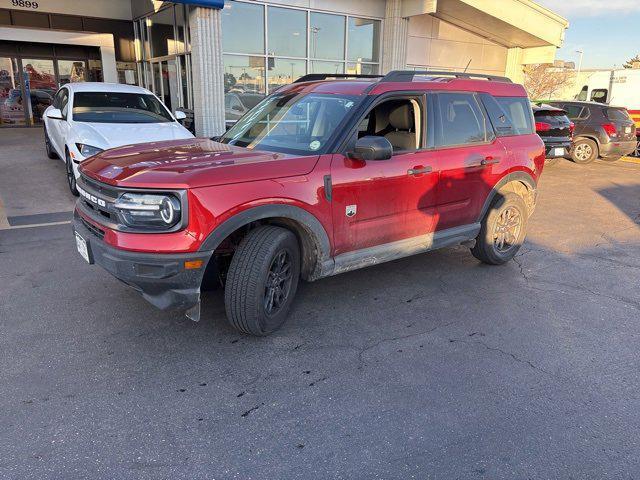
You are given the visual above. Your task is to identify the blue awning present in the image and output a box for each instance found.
[171,0,224,9]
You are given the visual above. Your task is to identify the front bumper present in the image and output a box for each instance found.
[600,140,637,159]
[73,210,212,313]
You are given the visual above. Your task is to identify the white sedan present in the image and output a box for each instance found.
[43,82,194,195]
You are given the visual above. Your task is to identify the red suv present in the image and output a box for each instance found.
[73,71,545,335]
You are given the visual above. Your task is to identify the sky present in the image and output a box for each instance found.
[536,0,640,69]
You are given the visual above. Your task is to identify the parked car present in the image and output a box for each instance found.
[224,92,264,127]
[43,82,194,196]
[546,100,636,163]
[72,71,545,336]
[533,103,573,166]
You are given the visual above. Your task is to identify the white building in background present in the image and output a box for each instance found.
[0,0,568,135]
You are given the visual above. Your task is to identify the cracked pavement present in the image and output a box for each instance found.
[1,128,640,479]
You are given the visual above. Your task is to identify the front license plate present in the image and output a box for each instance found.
[75,232,92,264]
[553,147,565,157]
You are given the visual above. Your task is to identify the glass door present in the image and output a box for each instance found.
[0,57,27,126]
[21,58,56,125]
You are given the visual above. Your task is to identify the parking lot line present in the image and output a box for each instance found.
[3,220,71,230]
[621,156,640,165]
[6,211,73,227]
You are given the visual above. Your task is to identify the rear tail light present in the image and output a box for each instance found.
[535,122,551,132]
[569,122,575,136]
[602,123,617,137]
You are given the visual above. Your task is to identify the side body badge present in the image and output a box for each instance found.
[346,205,357,218]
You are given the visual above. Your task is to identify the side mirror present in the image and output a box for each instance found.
[350,136,393,161]
[45,108,64,120]
[174,110,187,121]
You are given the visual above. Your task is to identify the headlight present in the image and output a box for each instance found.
[114,192,182,230]
[75,143,104,158]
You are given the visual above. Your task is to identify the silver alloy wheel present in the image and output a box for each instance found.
[493,206,522,252]
[574,143,593,162]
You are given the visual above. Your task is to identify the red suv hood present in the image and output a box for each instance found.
[79,138,319,189]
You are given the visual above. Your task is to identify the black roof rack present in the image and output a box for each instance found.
[294,73,384,83]
[382,70,512,83]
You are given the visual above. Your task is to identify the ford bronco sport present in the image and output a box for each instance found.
[73,70,545,336]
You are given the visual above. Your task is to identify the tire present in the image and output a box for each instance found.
[544,157,560,167]
[471,192,528,265]
[571,138,598,164]
[224,226,300,336]
[65,150,79,196]
[44,127,57,159]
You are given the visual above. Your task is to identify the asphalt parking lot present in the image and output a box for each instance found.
[1,128,640,479]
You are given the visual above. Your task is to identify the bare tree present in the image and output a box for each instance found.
[623,54,640,69]
[523,64,576,100]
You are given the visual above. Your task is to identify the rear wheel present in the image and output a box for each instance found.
[65,150,79,196]
[44,127,57,159]
[224,226,300,336]
[571,138,598,164]
[471,192,528,265]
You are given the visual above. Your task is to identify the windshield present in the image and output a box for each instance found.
[72,92,174,124]
[220,93,360,155]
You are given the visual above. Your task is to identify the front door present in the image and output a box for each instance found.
[330,95,439,256]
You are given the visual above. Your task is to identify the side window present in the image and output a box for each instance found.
[562,105,586,120]
[59,90,69,119]
[435,93,490,147]
[494,97,534,135]
[591,89,608,103]
[576,86,588,101]
[357,97,424,153]
[479,93,515,137]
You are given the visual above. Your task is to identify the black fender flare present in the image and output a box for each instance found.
[198,204,332,280]
[477,171,537,222]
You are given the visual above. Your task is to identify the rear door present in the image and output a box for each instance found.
[431,92,507,231]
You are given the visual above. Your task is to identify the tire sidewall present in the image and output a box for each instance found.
[65,151,79,196]
[252,232,300,335]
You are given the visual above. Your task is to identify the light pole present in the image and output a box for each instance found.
[576,50,584,74]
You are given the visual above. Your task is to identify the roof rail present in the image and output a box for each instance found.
[381,70,513,83]
[294,73,384,83]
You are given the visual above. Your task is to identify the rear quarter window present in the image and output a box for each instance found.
[494,97,534,135]
[605,108,631,122]
[559,104,586,120]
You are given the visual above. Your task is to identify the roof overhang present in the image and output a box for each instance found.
[402,0,569,48]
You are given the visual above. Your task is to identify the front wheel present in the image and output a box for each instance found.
[224,226,300,336]
[44,127,57,159]
[65,151,79,196]
[471,192,528,265]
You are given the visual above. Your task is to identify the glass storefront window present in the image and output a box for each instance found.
[267,6,306,58]
[58,60,87,85]
[347,18,380,63]
[0,57,26,126]
[149,7,176,58]
[222,1,264,55]
[224,55,265,95]
[267,58,306,92]
[175,5,188,54]
[310,13,345,60]
[22,58,56,125]
[346,63,378,75]
[310,60,344,74]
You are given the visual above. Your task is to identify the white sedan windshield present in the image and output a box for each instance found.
[72,92,173,124]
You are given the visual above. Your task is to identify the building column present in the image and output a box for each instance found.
[189,7,226,137]
[381,0,409,73]
[505,47,525,84]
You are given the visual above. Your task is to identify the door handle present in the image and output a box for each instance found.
[481,156,500,166]
[407,166,433,176]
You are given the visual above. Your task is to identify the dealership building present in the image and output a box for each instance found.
[0,0,568,135]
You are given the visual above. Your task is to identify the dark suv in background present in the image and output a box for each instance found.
[533,103,573,166]
[547,101,636,163]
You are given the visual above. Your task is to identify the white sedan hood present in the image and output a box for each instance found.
[71,121,194,150]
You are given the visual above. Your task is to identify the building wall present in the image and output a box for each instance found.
[406,14,507,76]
